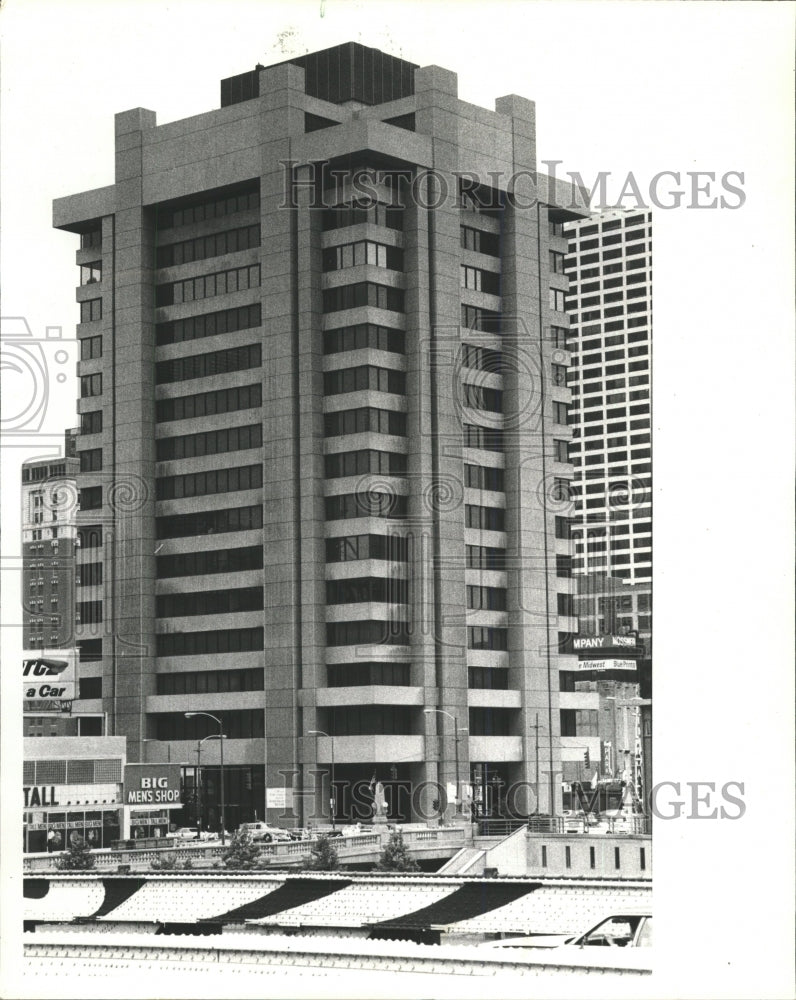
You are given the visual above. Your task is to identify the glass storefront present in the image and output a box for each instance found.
[24,807,121,853]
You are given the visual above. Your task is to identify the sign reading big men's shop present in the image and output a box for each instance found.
[123,764,182,806]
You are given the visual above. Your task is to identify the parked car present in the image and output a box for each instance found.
[172,827,201,841]
[483,913,652,952]
[237,822,292,843]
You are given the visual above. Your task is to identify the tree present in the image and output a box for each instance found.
[375,830,419,873]
[54,834,96,871]
[221,829,269,871]
[303,833,340,871]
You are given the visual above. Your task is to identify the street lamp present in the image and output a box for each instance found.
[185,712,226,844]
[196,734,225,836]
[424,708,468,814]
[308,730,336,830]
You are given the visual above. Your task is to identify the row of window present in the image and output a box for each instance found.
[155,464,263,501]
[468,626,507,650]
[321,706,413,736]
[156,223,260,268]
[468,666,509,690]
[322,241,403,272]
[327,662,410,687]
[79,562,102,587]
[156,545,263,578]
[321,201,403,232]
[156,303,261,346]
[77,600,102,624]
[157,186,260,230]
[156,422,262,462]
[462,383,502,413]
[326,620,409,646]
[322,282,404,314]
[324,407,406,438]
[323,365,405,396]
[155,343,261,384]
[465,463,504,492]
[461,265,500,295]
[325,533,408,563]
[23,758,120,785]
[156,585,263,618]
[324,323,404,356]
[467,585,507,611]
[155,264,260,307]
[461,225,500,256]
[78,486,101,510]
[326,577,408,605]
[466,544,506,570]
[155,626,264,657]
[156,504,262,539]
[154,709,264,740]
[156,382,261,423]
[325,450,406,479]
[325,492,407,521]
[155,667,263,695]
[463,423,503,452]
[465,504,505,532]
[461,304,502,333]
[461,343,502,375]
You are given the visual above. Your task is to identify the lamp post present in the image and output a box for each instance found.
[195,734,225,836]
[185,712,226,844]
[424,708,468,815]
[308,730,336,830]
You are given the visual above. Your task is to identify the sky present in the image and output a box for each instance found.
[1,2,794,997]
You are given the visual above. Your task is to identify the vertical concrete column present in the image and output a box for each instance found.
[111,108,158,760]
[415,66,469,813]
[256,63,316,825]
[496,94,561,815]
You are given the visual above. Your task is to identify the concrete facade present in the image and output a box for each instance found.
[53,44,588,828]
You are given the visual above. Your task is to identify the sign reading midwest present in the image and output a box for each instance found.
[123,764,182,806]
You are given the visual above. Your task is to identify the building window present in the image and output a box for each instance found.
[467,626,507,651]
[155,343,261,385]
[326,577,408,605]
[463,423,503,453]
[156,264,261,307]
[155,382,262,423]
[322,240,403,272]
[461,226,500,256]
[468,708,512,736]
[468,666,509,690]
[324,492,407,521]
[466,585,507,611]
[322,282,404,314]
[324,407,406,438]
[460,265,500,295]
[156,504,262,539]
[462,383,502,413]
[80,335,103,361]
[156,668,264,695]
[157,185,260,230]
[324,323,404,356]
[550,251,566,274]
[80,299,102,323]
[155,627,264,657]
[461,344,502,374]
[553,402,569,424]
[324,450,407,479]
[156,422,262,461]
[157,545,263,578]
[464,464,504,492]
[79,448,103,473]
[156,586,263,618]
[156,223,260,268]
[156,303,262,347]
[322,200,403,231]
[78,676,102,699]
[465,504,505,532]
[80,373,102,398]
[326,620,409,647]
[554,439,569,463]
[80,263,102,285]
[80,410,103,435]
[78,486,102,511]
[323,365,405,396]
[549,288,566,312]
[76,600,102,624]
[80,229,102,250]
[155,464,263,501]
[79,562,103,587]
[461,305,502,334]
[325,534,408,563]
[327,662,410,687]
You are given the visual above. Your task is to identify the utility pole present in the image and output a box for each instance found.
[529,714,545,814]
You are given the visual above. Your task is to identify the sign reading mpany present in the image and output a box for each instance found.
[23,653,76,701]
[123,764,182,806]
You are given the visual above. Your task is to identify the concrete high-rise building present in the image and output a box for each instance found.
[561,209,652,793]
[563,208,652,584]
[52,42,588,829]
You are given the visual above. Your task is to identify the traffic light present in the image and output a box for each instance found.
[584,749,590,768]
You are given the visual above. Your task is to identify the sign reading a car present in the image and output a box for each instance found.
[23,651,76,702]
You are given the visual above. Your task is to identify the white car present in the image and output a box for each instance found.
[237,822,292,843]
[483,913,653,952]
